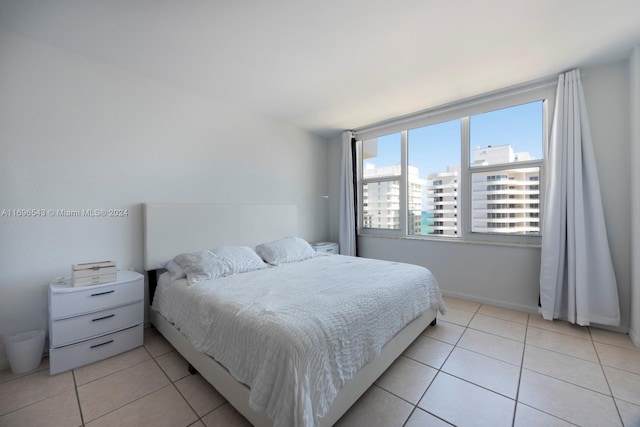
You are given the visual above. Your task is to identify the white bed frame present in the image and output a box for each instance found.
[143,203,437,426]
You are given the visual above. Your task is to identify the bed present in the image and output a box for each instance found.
[143,203,444,427]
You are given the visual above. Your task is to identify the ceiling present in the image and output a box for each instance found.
[2,0,640,138]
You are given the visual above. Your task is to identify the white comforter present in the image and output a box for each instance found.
[152,254,444,427]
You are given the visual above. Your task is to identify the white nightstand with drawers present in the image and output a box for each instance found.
[48,270,144,375]
[311,242,339,254]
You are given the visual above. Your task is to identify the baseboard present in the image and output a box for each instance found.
[630,327,640,348]
[441,290,634,336]
[440,290,539,314]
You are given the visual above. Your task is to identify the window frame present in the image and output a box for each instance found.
[357,131,408,236]
[355,79,555,246]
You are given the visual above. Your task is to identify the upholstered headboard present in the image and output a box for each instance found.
[143,203,298,271]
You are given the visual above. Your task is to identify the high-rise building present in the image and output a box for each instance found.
[364,145,539,236]
[470,145,540,234]
[427,166,460,236]
[425,145,539,236]
[362,164,425,233]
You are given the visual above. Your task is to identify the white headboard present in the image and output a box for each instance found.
[143,203,298,271]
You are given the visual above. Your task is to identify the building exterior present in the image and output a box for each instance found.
[425,145,540,236]
[363,145,540,236]
[470,145,540,234]
[362,164,425,233]
[426,166,460,236]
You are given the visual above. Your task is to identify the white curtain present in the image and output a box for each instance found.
[539,70,620,326]
[339,130,356,256]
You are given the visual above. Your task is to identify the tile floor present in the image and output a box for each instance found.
[1,296,640,426]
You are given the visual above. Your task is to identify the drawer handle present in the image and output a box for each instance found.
[90,340,114,349]
[92,314,115,322]
[90,290,115,297]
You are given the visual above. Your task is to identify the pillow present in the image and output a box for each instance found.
[162,259,186,281]
[255,236,317,265]
[173,250,231,285]
[211,246,268,274]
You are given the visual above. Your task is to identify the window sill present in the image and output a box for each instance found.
[357,233,541,249]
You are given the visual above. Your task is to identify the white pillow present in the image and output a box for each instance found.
[173,250,231,285]
[211,246,268,274]
[255,236,317,266]
[162,259,186,281]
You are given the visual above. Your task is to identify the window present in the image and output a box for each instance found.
[361,133,401,231]
[470,102,543,235]
[355,81,553,244]
[408,119,461,236]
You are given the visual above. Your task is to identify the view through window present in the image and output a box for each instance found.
[360,100,545,239]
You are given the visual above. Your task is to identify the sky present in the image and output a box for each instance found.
[364,101,543,181]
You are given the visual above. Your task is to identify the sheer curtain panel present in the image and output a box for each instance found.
[539,70,620,326]
[339,131,356,256]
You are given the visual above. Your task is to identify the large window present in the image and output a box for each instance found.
[356,83,553,244]
[408,119,461,236]
[470,101,543,235]
[361,133,401,230]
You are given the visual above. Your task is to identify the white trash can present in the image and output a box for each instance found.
[4,329,46,374]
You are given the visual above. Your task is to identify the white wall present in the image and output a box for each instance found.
[327,138,342,244]
[0,31,330,368]
[331,59,633,332]
[630,46,640,346]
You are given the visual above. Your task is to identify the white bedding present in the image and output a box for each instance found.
[152,254,444,427]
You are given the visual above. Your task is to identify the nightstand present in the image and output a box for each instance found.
[48,270,144,375]
[311,242,339,254]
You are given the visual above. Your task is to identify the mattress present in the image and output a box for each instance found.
[152,254,444,427]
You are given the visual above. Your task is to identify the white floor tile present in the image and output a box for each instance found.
[73,346,150,386]
[404,408,452,427]
[527,314,590,339]
[375,356,437,404]
[78,359,170,422]
[155,350,190,382]
[526,326,598,362]
[603,366,640,406]
[422,319,466,345]
[86,385,198,427]
[0,369,74,416]
[4,304,640,427]
[335,385,413,427]
[403,336,454,369]
[595,342,640,375]
[518,369,621,427]
[513,403,575,427]
[478,304,529,325]
[438,307,475,327]
[590,328,640,352]
[469,313,527,342]
[418,372,515,427]
[442,347,520,398]
[523,345,610,394]
[457,328,524,366]
[175,373,226,417]
[0,389,81,427]
[615,399,640,427]
[201,402,252,427]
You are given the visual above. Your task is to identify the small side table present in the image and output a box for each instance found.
[48,270,144,374]
[311,242,339,254]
